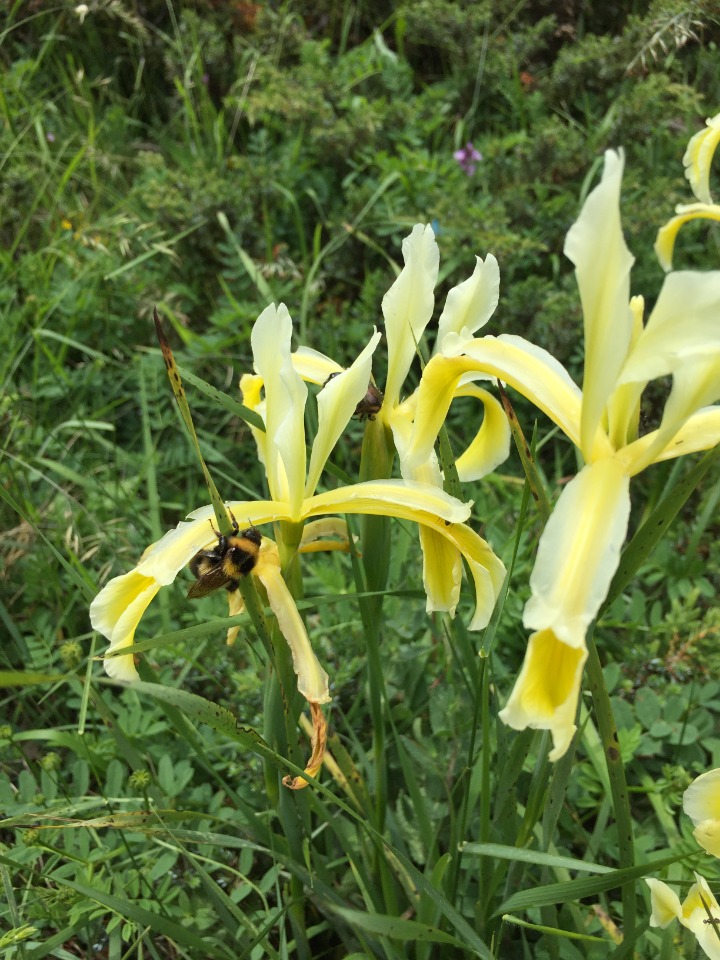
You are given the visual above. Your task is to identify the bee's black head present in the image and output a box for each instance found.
[242,526,262,546]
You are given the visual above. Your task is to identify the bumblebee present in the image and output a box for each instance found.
[324,373,384,421]
[354,381,384,421]
[187,516,262,598]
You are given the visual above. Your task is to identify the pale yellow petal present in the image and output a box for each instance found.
[618,406,720,474]
[136,516,224,584]
[684,768,720,825]
[419,524,462,618]
[292,345,342,384]
[684,114,720,203]
[445,521,507,629]
[655,203,720,271]
[563,149,635,459]
[251,303,307,514]
[680,875,720,960]
[303,479,472,525]
[240,372,268,470]
[435,253,500,348]
[645,879,682,928]
[255,551,331,705]
[453,385,511,481]
[300,517,350,545]
[382,223,439,410]
[524,459,630,649]
[606,296,645,449]
[499,628,587,761]
[226,589,245,646]
[305,329,382,498]
[90,571,161,682]
[693,822,720,859]
[620,356,720,475]
[618,271,720,385]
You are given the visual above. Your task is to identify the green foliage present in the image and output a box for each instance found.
[2,1,720,957]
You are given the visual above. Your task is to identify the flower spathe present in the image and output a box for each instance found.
[647,874,720,960]
[404,140,720,759]
[684,768,720,859]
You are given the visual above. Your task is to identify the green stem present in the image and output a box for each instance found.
[585,628,636,945]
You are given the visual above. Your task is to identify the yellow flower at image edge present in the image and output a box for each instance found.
[647,875,720,960]
[684,768,720,858]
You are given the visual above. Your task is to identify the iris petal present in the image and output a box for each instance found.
[563,149,635,459]
[684,113,720,204]
[498,629,587,762]
[382,224,439,410]
[305,329,381,498]
[524,459,630,649]
[435,253,500,348]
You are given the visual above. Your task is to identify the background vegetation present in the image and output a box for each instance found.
[2,0,720,957]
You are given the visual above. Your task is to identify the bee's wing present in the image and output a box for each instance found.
[187,566,235,598]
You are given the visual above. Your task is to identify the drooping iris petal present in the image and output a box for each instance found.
[255,551,331,705]
[498,628,588,762]
[646,879,683,928]
[90,571,161,682]
[684,113,720,204]
[418,523,463,618]
[382,223,439,410]
[684,768,720,858]
[563,149,635,459]
[435,253,500,349]
[655,203,720,271]
[442,521,506,629]
[252,303,307,515]
[523,459,631,649]
[618,406,720,472]
[453,385,511,481]
[305,329,382,498]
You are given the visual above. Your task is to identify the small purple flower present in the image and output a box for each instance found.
[46,132,56,143]
[454,142,482,176]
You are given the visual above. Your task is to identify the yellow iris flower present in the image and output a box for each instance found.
[91,295,507,780]
[646,874,720,960]
[404,140,720,759]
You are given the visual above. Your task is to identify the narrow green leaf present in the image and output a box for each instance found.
[329,907,468,948]
[154,309,234,535]
[460,842,614,874]
[496,847,700,916]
